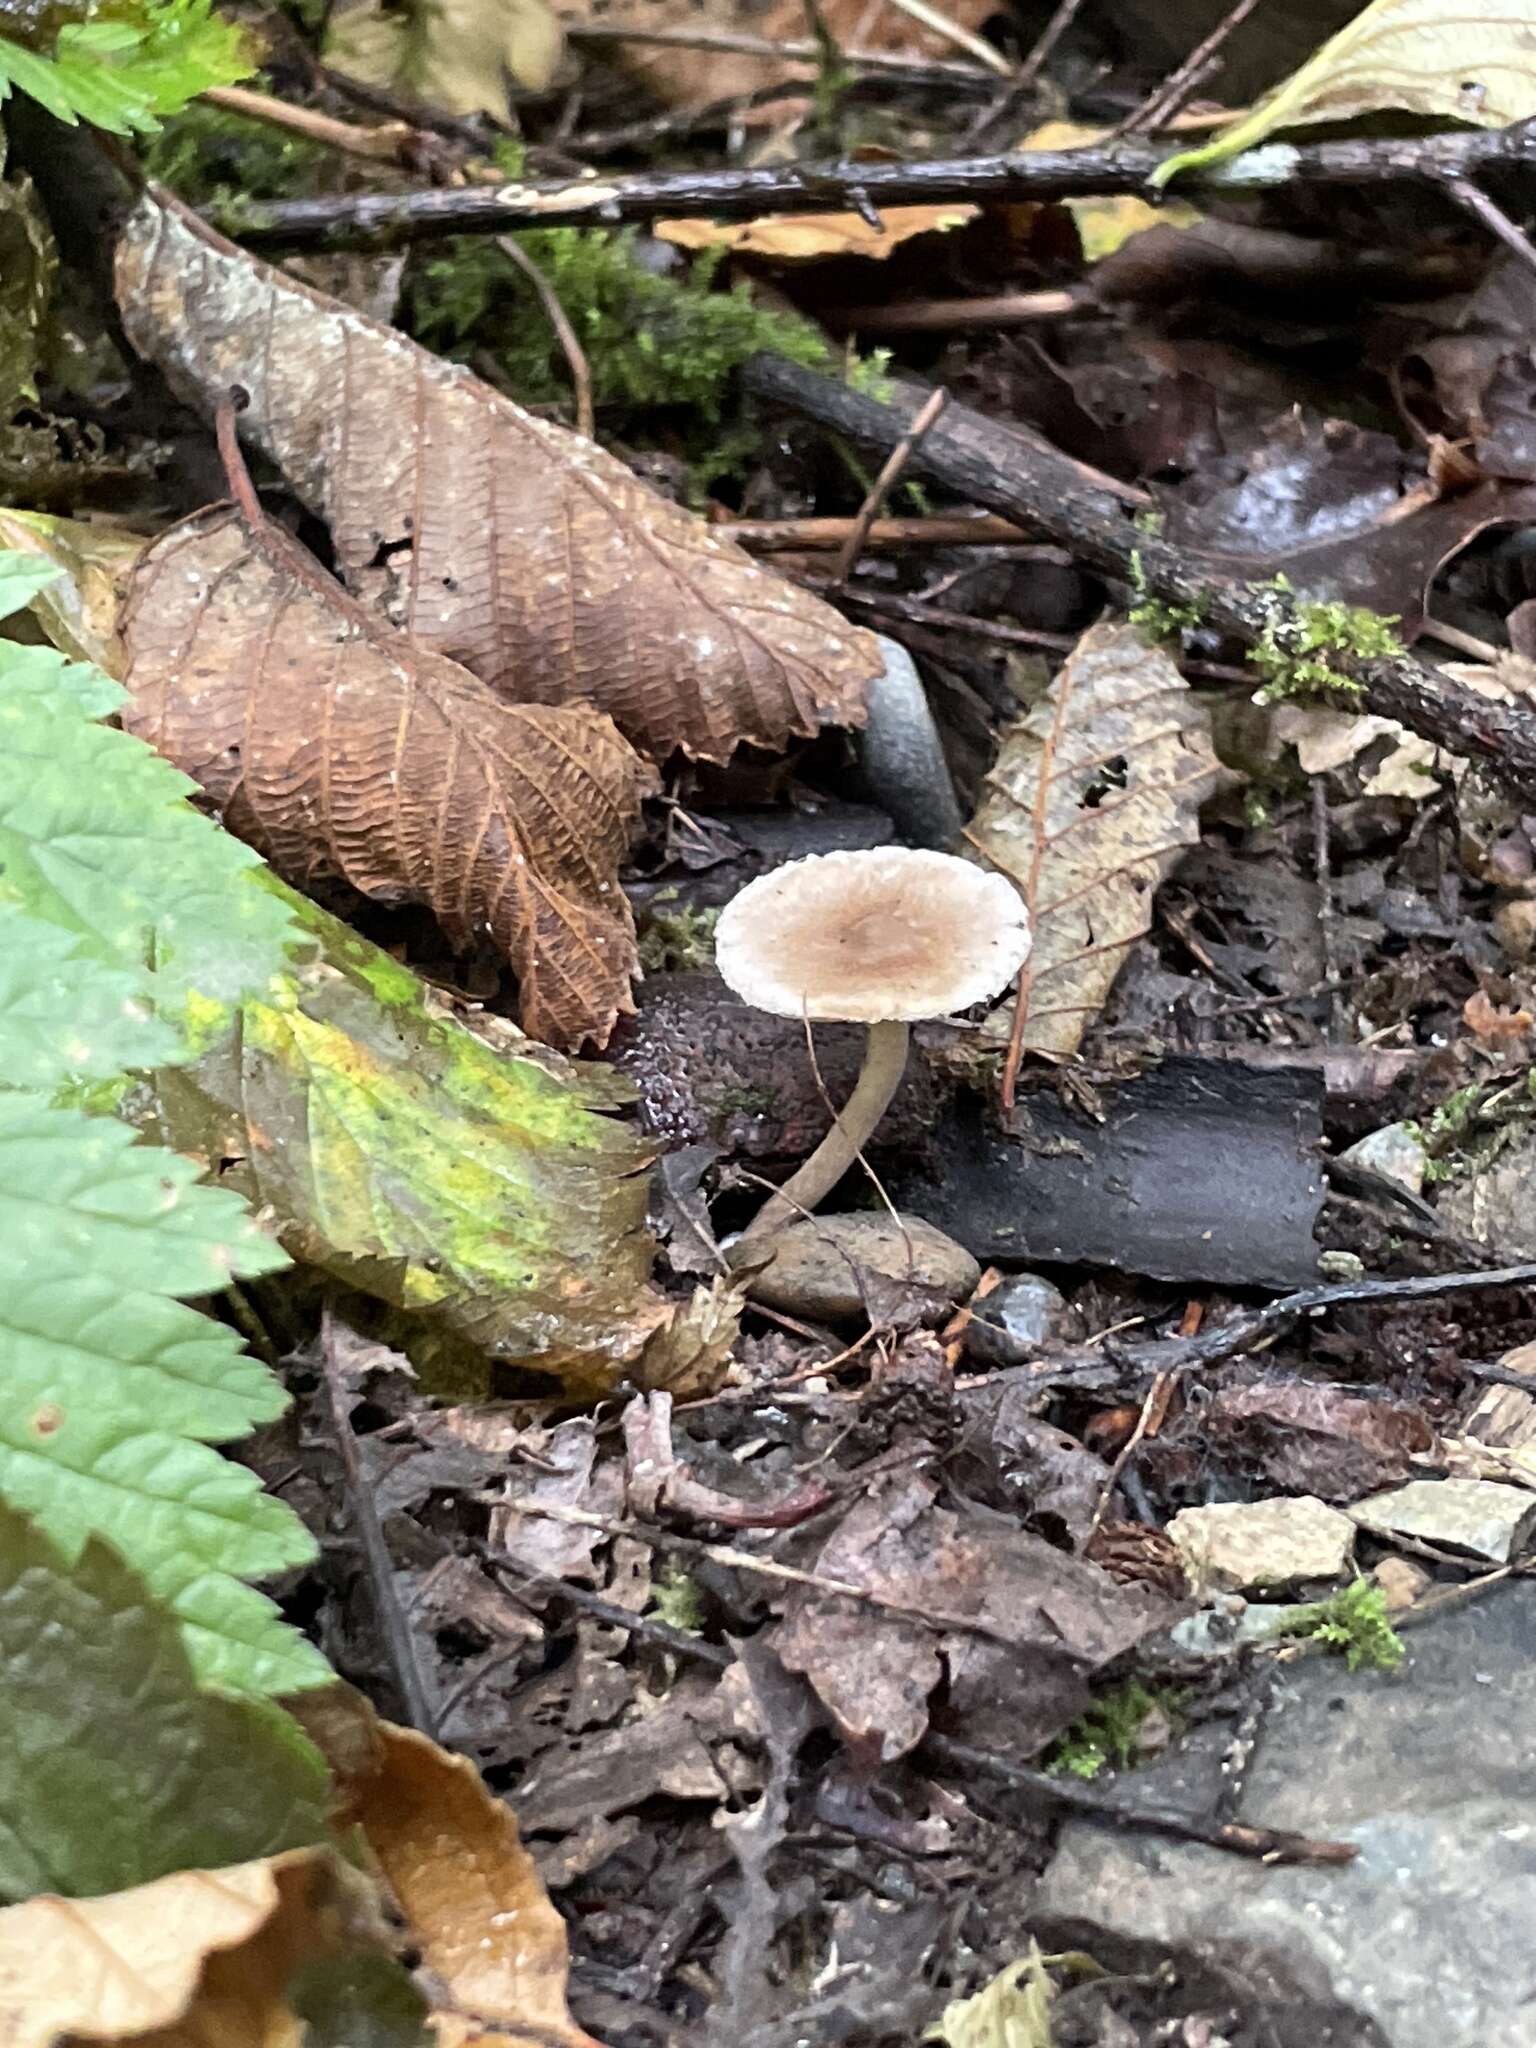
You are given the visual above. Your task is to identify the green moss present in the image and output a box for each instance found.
[637,904,719,973]
[648,1564,705,1634]
[402,228,838,490]
[1044,1681,1179,1780]
[1267,1579,1404,1672]
[1127,548,1206,642]
[1246,576,1402,702]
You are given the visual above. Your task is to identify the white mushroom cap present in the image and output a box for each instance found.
[714,848,1031,1024]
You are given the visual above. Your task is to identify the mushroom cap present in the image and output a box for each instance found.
[714,848,1031,1023]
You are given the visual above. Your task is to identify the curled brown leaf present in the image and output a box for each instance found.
[121,506,651,1049]
[115,191,880,764]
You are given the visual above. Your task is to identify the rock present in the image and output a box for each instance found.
[1034,1577,1536,2048]
[1349,1477,1536,1563]
[746,1212,979,1321]
[857,637,963,850]
[1371,1556,1432,1612]
[1337,1121,1428,1196]
[989,1272,1067,1347]
[1167,1496,1356,1594]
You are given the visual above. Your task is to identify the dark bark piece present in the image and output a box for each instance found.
[114,189,879,765]
[891,1055,1326,1289]
[744,352,1536,807]
[120,505,649,1049]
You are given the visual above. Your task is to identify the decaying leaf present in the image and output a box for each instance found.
[338,1721,598,2048]
[774,1469,1176,1762]
[558,0,1000,107]
[924,1945,1058,2048]
[115,191,879,765]
[968,621,1222,1062]
[1156,0,1536,185]
[0,505,140,669]
[637,1275,744,1398]
[656,203,977,262]
[326,0,564,119]
[121,506,649,1051]
[0,1851,408,2048]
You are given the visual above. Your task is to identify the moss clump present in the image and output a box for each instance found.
[648,1564,705,1634]
[1128,548,1206,641]
[1247,575,1402,702]
[143,99,330,204]
[1268,1578,1405,1672]
[637,903,719,973]
[403,229,840,489]
[1045,1680,1179,1779]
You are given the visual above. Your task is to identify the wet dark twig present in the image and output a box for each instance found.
[923,1732,1357,1864]
[209,120,1536,249]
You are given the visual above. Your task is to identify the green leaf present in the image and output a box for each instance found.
[0,609,299,1093]
[1154,0,1536,186]
[0,0,252,134]
[0,1500,330,1901]
[0,1106,328,1693]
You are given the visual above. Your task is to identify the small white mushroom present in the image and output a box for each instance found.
[714,847,1031,1257]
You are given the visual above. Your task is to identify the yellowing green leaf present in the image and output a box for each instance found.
[325,0,563,124]
[1021,121,1201,259]
[1155,0,1536,186]
[925,1946,1056,2048]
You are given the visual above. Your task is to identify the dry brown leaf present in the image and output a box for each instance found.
[0,1852,358,2048]
[968,621,1222,1061]
[656,202,977,262]
[339,1722,597,2048]
[559,0,1000,106]
[119,506,649,1050]
[115,192,879,766]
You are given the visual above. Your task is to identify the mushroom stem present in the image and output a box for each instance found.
[730,1018,911,1260]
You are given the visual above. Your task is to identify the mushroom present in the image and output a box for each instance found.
[714,847,1031,1258]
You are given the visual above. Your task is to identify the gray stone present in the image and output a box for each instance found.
[1035,1578,1536,2048]
[856,637,963,851]
[1167,1495,1356,1594]
[1338,1122,1428,1196]
[746,1212,979,1320]
[989,1272,1067,1348]
[1349,1477,1536,1563]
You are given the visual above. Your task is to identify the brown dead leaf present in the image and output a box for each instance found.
[339,1722,597,2047]
[1465,987,1534,1043]
[774,1469,1177,1762]
[656,203,977,262]
[119,506,649,1050]
[1203,1379,1435,1500]
[968,621,1222,1061]
[115,192,879,766]
[559,0,1000,106]
[0,1852,368,2047]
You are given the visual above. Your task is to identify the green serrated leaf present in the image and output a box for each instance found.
[1153,0,1536,187]
[0,1106,328,1693]
[0,614,298,1092]
[0,0,252,135]
[0,1500,330,1901]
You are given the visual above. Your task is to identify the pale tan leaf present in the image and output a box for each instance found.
[326,0,565,120]
[0,1852,357,2048]
[656,202,976,262]
[339,1723,598,2048]
[114,192,879,766]
[1020,121,1201,261]
[0,508,143,671]
[120,507,650,1051]
[968,621,1222,1061]
[638,1275,744,1397]
[924,1945,1056,2048]
[1156,0,1536,185]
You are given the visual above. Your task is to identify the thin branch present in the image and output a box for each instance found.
[203,83,416,162]
[1435,170,1536,278]
[495,235,594,438]
[563,18,994,87]
[832,385,947,583]
[883,0,1011,73]
[836,287,1081,331]
[720,512,1033,550]
[964,0,1087,147]
[208,121,1536,250]
[743,352,1536,807]
[1110,0,1264,138]
[922,1732,1357,1865]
